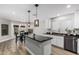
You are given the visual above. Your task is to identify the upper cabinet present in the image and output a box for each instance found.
[74,11,79,28]
[46,10,79,33]
[52,35,64,48]
[51,14,74,33]
[45,19,52,29]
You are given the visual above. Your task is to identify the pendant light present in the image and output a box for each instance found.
[34,4,39,27]
[27,10,31,27]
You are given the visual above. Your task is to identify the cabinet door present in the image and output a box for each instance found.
[77,39,79,53]
[56,37,60,47]
[51,38,56,45]
[74,12,79,28]
[52,36,60,46]
[52,36,64,48]
[58,37,64,48]
[52,36,57,45]
[55,36,59,46]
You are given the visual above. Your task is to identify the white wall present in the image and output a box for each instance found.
[0,19,12,41]
[33,20,46,34]
[0,19,28,42]
[10,21,28,37]
[45,19,51,29]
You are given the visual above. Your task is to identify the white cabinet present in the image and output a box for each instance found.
[77,39,79,53]
[57,36,64,48]
[52,35,64,48]
[51,14,74,33]
[74,11,79,28]
[51,36,57,46]
[45,19,52,29]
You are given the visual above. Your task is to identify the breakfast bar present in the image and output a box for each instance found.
[25,34,52,55]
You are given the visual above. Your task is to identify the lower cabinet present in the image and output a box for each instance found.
[51,36,57,46]
[77,39,79,54]
[52,35,64,48]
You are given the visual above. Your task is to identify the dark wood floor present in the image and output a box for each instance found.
[0,39,30,55]
[0,39,77,55]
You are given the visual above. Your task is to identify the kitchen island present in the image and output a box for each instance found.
[25,34,52,55]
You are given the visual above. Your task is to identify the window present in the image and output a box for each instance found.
[1,24,9,36]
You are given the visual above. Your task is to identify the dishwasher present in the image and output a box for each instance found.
[64,35,78,53]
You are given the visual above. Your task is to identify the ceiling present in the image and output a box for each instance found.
[0,4,79,22]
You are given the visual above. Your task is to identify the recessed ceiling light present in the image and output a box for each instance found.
[57,14,60,16]
[12,11,16,15]
[66,5,71,8]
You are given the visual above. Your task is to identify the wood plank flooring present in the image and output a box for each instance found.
[0,39,77,55]
[0,39,30,55]
[52,46,77,55]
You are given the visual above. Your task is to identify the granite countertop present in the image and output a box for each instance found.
[45,32,66,36]
[45,32,79,38]
[26,34,52,43]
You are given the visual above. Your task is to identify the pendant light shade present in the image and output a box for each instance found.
[27,10,31,27]
[34,4,39,27]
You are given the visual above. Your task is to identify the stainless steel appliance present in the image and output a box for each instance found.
[64,35,78,53]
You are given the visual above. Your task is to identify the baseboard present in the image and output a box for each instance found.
[0,37,15,43]
[52,44,64,50]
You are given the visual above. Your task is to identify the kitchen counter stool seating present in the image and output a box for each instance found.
[15,31,26,47]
